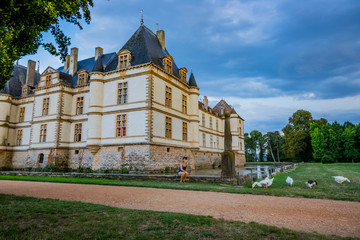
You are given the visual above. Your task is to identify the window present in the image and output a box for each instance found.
[210,117,213,129]
[16,129,23,145]
[116,114,127,137]
[117,50,131,69]
[182,95,187,114]
[76,97,84,115]
[45,75,51,87]
[165,116,172,138]
[163,56,173,74]
[118,82,128,104]
[165,86,172,108]
[74,123,82,142]
[78,73,87,86]
[19,107,25,122]
[216,120,219,131]
[239,127,242,135]
[179,67,187,82]
[217,137,219,149]
[202,133,206,147]
[202,114,205,127]
[42,98,49,116]
[22,86,29,97]
[210,135,213,148]
[182,122,188,141]
[40,124,47,142]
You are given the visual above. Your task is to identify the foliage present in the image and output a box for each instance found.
[0,194,344,240]
[264,131,285,162]
[244,131,266,162]
[282,110,313,162]
[0,0,93,89]
[342,126,359,161]
[321,152,335,164]
[310,122,328,160]
[244,133,257,162]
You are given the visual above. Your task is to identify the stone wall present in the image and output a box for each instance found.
[0,150,13,168]
[193,151,221,168]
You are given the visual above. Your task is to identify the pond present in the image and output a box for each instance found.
[189,165,279,180]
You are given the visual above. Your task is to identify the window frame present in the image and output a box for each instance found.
[116,114,127,137]
[182,95,187,114]
[19,107,25,122]
[76,96,84,115]
[182,122,188,141]
[42,98,49,116]
[74,123,82,142]
[45,74,51,87]
[39,124,47,142]
[165,116,172,139]
[117,82,128,105]
[165,86,172,108]
[16,129,23,145]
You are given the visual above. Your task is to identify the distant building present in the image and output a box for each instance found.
[0,24,245,171]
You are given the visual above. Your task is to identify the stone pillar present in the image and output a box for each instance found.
[188,87,200,149]
[87,73,104,169]
[221,112,236,178]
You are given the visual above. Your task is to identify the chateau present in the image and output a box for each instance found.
[0,23,245,171]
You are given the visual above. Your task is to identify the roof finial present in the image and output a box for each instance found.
[140,9,144,25]
[37,60,40,72]
[156,23,159,31]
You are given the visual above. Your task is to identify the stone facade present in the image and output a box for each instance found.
[0,24,246,171]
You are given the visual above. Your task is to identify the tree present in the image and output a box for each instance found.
[328,121,343,161]
[264,131,283,162]
[0,0,93,89]
[342,126,359,161]
[244,133,257,162]
[310,123,327,160]
[282,110,313,162]
[250,130,265,161]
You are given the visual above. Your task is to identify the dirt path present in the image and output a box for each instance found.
[1,180,359,238]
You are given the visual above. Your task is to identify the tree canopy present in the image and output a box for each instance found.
[0,0,93,89]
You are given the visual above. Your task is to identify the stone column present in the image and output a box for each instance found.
[221,112,236,178]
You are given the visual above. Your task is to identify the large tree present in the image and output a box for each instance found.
[0,0,93,89]
[265,131,283,162]
[282,110,313,162]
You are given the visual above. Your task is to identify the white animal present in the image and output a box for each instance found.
[286,176,294,187]
[332,176,350,184]
[305,180,317,189]
[252,177,274,189]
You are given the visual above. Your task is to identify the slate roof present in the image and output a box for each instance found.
[0,64,40,98]
[188,72,198,87]
[104,25,181,78]
[213,100,244,120]
[1,24,191,97]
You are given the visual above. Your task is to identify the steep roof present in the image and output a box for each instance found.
[188,72,198,87]
[0,64,40,98]
[104,25,180,78]
[212,99,244,120]
[92,55,104,72]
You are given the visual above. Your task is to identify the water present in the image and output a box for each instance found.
[189,165,278,180]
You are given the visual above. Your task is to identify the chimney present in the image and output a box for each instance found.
[64,55,70,70]
[157,30,165,50]
[25,60,36,87]
[69,47,78,76]
[95,47,103,61]
[204,96,208,110]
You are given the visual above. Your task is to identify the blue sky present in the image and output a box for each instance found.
[18,0,360,133]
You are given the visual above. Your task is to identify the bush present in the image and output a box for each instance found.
[322,152,335,164]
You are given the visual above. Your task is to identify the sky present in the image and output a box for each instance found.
[18,0,360,133]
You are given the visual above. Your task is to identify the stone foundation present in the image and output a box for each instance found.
[0,150,13,168]
[6,144,245,171]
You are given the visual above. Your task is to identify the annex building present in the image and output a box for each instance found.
[0,23,245,171]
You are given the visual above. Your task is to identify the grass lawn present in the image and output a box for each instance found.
[0,163,359,202]
[0,194,350,240]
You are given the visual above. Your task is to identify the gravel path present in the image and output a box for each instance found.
[1,180,359,238]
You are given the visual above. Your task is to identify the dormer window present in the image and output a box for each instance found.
[78,71,88,86]
[117,50,131,69]
[22,85,29,97]
[45,75,51,87]
[163,55,173,74]
[179,67,188,82]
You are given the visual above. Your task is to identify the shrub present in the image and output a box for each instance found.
[322,152,335,164]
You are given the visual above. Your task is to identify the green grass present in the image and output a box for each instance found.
[0,194,352,240]
[1,163,359,202]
